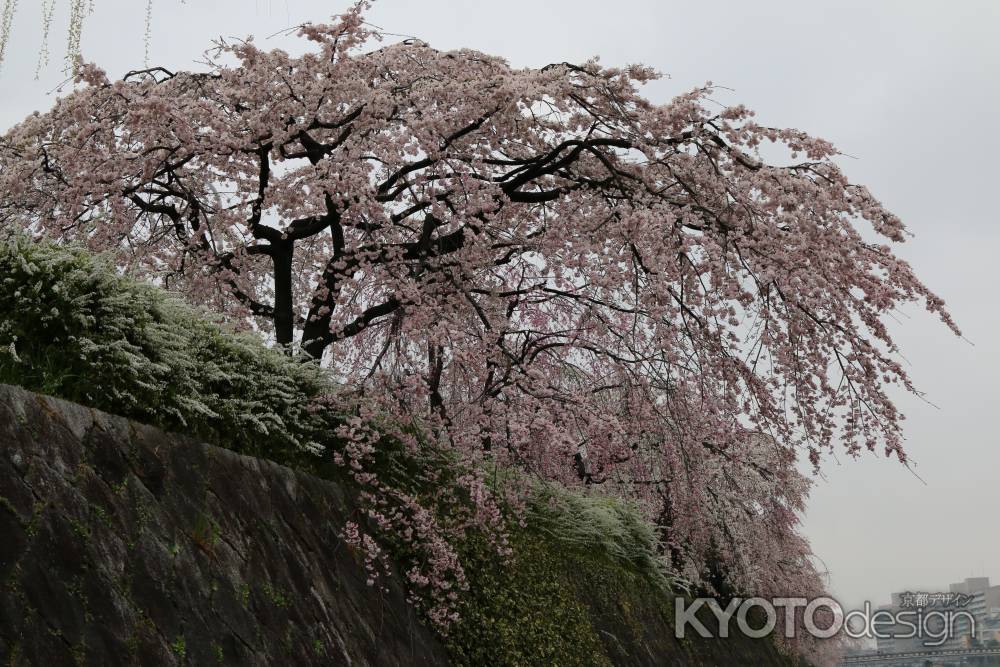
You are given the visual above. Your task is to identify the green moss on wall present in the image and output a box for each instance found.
[447,529,613,666]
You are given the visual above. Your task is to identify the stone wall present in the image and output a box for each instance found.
[0,383,810,666]
[0,383,447,666]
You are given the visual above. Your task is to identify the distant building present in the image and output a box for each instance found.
[874,576,1000,652]
[981,615,1000,646]
[873,602,897,654]
[942,577,1000,648]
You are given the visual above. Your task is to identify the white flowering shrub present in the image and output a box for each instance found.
[0,234,332,460]
[527,480,673,591]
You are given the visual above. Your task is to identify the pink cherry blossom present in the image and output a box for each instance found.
[0,6,957,661]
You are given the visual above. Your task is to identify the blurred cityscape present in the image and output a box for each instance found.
[843,576,1000,666]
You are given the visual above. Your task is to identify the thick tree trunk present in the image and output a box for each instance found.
[272,241,295,348]
[301,312,331,360]
[427,343,446,419]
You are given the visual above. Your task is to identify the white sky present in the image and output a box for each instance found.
[1,0,997,611]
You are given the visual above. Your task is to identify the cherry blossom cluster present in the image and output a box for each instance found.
[0,4,957,659]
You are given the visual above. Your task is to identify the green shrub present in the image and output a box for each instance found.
[0,236,335,461]
[446,528,613,667]
[441,480,674,666]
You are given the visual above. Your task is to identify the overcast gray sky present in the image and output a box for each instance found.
[1,0,997,610]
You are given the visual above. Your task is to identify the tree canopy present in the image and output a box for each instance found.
[0,6,957,658]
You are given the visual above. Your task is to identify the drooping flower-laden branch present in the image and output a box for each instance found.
[0,0,156,74]
[0,4,958,661]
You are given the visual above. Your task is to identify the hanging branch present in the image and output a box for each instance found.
[0,0,159,75]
